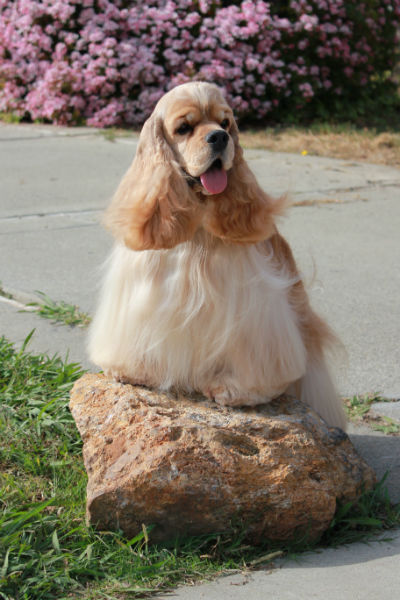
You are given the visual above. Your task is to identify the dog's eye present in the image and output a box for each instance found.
[220,118,230,129]
[175,122,193,135]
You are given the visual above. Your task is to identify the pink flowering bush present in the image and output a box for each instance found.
[0,0,399,126]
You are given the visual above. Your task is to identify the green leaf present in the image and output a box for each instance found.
[1,547,10,578]
[52,530,61,554]
[346,517,383,527]
[21,329,35,352]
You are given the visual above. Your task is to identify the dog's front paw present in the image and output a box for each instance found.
[205,385,271,408]
[104,368,152,388]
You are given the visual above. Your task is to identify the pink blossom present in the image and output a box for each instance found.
[0,0,399,127]
[299,82,314,98]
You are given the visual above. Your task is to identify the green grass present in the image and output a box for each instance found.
[1,335,399,599]
[27,292,91,328]
[98,128,137,143]
[344,394,400,435]
[0,112,22,125]
[0,285,91,328]
[0,284,13,301]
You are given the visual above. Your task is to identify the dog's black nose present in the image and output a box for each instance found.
[205,130,229,153]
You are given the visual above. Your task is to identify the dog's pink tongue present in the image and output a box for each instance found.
[200,164,227,194]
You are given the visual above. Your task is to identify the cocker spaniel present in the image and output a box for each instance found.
[88,81,346,430]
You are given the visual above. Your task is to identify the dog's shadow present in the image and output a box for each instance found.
[349,431,400,501]
[284,431,400,569]
[284,528,400,570]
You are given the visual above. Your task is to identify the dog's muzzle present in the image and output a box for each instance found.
[183,130,230,195]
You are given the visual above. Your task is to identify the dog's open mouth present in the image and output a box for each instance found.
[199,159,227,195]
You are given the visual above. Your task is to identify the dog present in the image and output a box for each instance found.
[88,81,346,430]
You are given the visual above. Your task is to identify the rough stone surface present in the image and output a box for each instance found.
[69,373,376,544]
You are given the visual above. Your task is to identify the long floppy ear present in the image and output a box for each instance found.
[203,120,287,244]
[104,113,201,250]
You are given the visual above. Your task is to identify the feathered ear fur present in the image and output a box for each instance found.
[104,113,201,250]
[203,121,287,243]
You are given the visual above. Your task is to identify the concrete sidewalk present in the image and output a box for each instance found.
[171,530,400,599]
[1,122,399,598]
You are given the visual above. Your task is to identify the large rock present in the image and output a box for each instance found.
[69,373,376,544]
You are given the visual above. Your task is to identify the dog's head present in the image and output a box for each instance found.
[105,82,285,250]
[157,82,236,196]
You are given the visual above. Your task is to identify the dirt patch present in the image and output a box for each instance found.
[239,128,400,167]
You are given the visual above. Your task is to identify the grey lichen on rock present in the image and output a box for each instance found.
[69,373,376,544]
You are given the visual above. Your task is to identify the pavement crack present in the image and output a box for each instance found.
[0,208,101,221]
[0,294,36,312]
[341,181,400,192]
[0,224,97,236]
[293,181,400,197]
[0,285,42,307]
[0,132,100,143]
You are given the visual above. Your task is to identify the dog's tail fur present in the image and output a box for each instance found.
[296,355,347,430]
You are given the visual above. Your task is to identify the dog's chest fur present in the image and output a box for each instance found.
[89,232,307,394]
